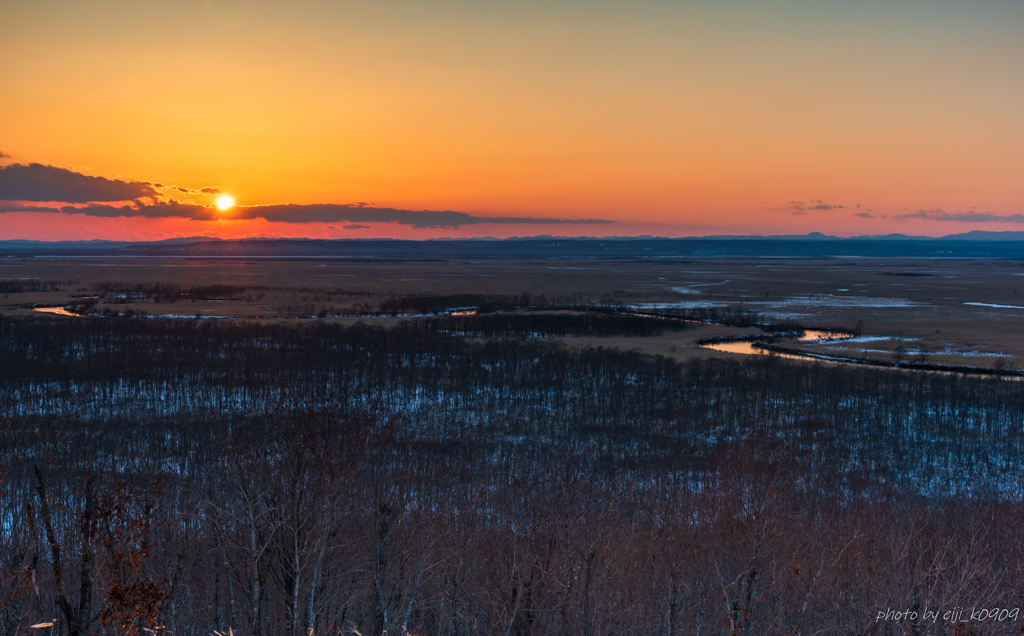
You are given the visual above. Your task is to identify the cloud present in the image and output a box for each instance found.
[2,200,613,228]
[0,163,159,202]
[895,209,1024,223]
[0,164,610,227]
[168,185,222,195]
[56,201,213,219]
[773,199,846,213]
[0,203,62,213]
[0,151,12,159]
[225,204,612,227]
[343,223,370,230]
[854,212,875,219]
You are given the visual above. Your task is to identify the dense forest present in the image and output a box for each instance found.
[2,313,1023,635]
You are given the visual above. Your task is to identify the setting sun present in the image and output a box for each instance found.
[216,196,234,210]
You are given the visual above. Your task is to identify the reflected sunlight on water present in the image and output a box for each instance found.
[33,307,78,317]
[799,330,854,342]
[701,340,812,362]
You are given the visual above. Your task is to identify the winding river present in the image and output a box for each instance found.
[701,329,853,363]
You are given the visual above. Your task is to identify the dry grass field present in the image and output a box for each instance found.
[4,255,1023,369]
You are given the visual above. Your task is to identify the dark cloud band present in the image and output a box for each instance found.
[1,200,612,228]
[0,163,610,227]
[224,204,612,228]
[0,163,159,203]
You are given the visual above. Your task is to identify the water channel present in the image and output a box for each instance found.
[32,307,78,317]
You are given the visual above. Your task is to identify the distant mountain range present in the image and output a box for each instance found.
[695,231,1024,242]
[3,231,1024,259]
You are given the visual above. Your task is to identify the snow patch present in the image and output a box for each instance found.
[964,302,1024,310]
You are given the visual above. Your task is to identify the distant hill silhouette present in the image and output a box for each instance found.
[3,232,1024,258]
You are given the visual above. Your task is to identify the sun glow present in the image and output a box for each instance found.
[216,196,234,210]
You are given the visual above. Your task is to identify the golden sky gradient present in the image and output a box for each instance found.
[1,0,1021,240]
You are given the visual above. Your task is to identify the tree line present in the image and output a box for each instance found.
[36,285,767,327]
[0,280,79,295]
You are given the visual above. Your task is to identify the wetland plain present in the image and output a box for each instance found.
[6,255,1023,371]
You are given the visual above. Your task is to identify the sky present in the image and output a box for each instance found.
[1,0,1021,241]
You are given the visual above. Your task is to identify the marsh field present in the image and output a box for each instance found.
[3,255,1024,635]
[5,255,1024,368]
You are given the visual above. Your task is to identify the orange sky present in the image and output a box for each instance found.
[1,0,1022,241]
